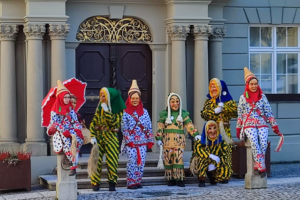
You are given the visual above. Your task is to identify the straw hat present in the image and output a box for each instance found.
[128,80,141,96]
[56,80,70,96]
[244,67,257,83]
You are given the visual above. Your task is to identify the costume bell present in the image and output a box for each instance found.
[155,92,200,187]
[121,80,154,189]
[236,67,284,177]
[190,121,232,187]
[200,78,237,183]
[47,80,84,176]
[89,87,126,191]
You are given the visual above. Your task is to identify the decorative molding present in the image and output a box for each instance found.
[49,24,70,40]
[193,25,212,40]
[166,25,190,40]
[23,15,69,23]
[149,44,167,51]
[210,26,226,40]
[0,24,19,40]
[23,24,46,39]
[76,16,152,43]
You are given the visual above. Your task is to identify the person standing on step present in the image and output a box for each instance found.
[155,92,200,187]
[121,80,154,189]
[46,80,84,176]
[190,121,231,187]
[200,78,237,183]
[89,87,126,191]
[236,67,283,178]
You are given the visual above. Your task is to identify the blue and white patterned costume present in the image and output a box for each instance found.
[48,110,83,168]
[121,109,154,187]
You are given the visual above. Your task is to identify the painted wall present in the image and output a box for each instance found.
[223,0,300,162]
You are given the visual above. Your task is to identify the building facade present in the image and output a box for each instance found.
[0,0,299,167]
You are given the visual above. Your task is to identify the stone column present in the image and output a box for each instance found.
[49,23,70,87]
[0,24,20,151]
[245,138,267,189]
[193,25,212,132]
[166,25,190,110]
[23,24,47,156]
[208,26,226,80]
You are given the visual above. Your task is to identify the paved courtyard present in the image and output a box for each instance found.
[1,163,300,200]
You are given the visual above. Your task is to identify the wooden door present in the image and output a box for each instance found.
[76,43,152,154]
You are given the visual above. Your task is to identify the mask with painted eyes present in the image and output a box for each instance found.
[63,94,70,105]
[207,124,217,140]
[71,98,77,110]
[130,93,140,107]
[170,95,180,111]
[100,90,106,103]
[248,78,258,93]
[210,83,219,98]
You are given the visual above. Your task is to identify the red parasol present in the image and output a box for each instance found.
[41,78,87,127]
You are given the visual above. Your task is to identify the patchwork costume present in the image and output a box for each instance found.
[200,78,237,182]
[155,93,200,187]
[121,80,154,189]
[89,87,126,191]
[47,80,84,175]
[236,68,283,175]
[190,121,231,186]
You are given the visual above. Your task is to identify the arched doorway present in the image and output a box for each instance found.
[75,16,153,154]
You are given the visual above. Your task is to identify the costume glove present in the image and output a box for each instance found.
[47,124,57,136]
[195,135,201,141]
[62,130,71,138]
[147,142,154,149]
[209,154,220,164]
[214,107,222,114]
[272,125,282,136]
[157,140,163,146]
[236,128,241,139]
[74,129,84,140]
[218,102,224,108]
[90,137,97,145]
[127,141,135,148]
[101,103,109,112]
[208,164,216,171]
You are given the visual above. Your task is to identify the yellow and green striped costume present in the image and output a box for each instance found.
[191,137,231,182]
[89,107,123,185]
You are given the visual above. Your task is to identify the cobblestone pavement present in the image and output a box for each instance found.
[1,163,300,200]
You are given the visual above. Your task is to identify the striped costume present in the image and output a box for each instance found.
[190,121,231,183]
[200,78,237,181]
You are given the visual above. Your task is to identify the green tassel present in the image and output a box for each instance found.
[246,91,249,98]
[59,106,61,112]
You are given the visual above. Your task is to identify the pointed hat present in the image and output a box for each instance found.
[128,79,141,96]
[244,67,257,83]
[56,80,70,96]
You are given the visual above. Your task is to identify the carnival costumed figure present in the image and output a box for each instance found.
[155,92,200,187]
[200,78,237,183]
[121,80,154,189]
[236,67,284,178]
[190,121,231,187]
[70,94,83,124]
[47,80,84,176]
[88,87,126,191]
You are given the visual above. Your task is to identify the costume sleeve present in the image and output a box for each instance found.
[47,111,62,134]
[236,95,244,129]
[155,122,164,141]
[103,111,123,128]
[89,108,100,138]
[262,95,277,127]
[222,100,238,118]
[194,143,210,159]
[184,121,199,137]
[70,110,82,130]
[201,99,219,121]
[121,112,131,144]
[144,110,154,142]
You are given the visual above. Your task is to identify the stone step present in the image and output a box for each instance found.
[39,175,199,191]
[78,159,158,169]
[54,166,192,180]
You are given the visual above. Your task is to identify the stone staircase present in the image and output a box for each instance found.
[39,154,198,190]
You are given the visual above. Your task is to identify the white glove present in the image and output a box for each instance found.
[208,164,216,171]
[157,140,163,146]
[209,154,220,164]
[90,137,97,145]
[195,135,201,141]
[101,103,109,112]
[218,102,224,108]
[214,107,222,114]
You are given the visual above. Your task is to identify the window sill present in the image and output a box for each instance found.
[265,94,300,102]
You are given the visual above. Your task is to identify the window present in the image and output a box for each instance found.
[249,26,300,94]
